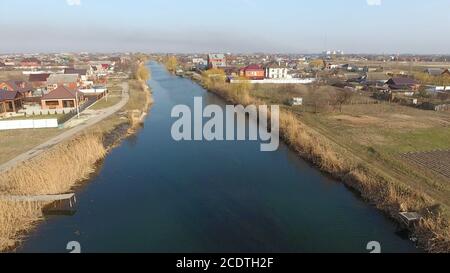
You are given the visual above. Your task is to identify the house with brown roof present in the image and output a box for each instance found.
[0,90,23,116]
[41,86,85,110]
[386,77,420,91]
[442,69,450,77]
[0,80,33,97]
[29,73,51,89]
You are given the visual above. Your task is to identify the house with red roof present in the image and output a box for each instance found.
[41,86,85,110]
[239,64,265,80]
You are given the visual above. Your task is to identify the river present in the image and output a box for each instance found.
[20,62,419,253]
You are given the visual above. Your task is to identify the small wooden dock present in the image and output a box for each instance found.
[399,212,422,227]
[0,193,77,215]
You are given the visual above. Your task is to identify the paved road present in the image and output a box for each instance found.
[0,82,130,174]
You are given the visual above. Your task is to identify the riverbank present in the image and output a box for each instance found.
[189,72,450,253]
[0,73,153,251]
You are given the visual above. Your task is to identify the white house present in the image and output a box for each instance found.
[264,62,288,79]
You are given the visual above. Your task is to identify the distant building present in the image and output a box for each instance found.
[264,62,288,79]
[386,77,419,90]
[442,69,450,77]
[192,58,207,66]
[20,57,41,67]
[239,65,265,80]
[425,68,445,77]
[47,74,79,91]
[207,54,227,69]
[28,73,51,89]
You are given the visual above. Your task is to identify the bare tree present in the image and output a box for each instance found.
[332,89,353,112]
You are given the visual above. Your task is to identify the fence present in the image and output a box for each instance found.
[0,119,58,130]
[57,97,98,124]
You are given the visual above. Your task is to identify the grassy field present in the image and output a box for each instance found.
[0,71,26,81]
[0,128,65,165]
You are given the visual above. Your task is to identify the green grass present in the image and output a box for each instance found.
[382,127,450,154]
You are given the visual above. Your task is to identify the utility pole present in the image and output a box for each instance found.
[75,91,80,119]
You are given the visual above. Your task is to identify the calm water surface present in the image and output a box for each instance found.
[20,63,419,253]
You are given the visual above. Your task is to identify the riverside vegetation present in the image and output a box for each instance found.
[0,58,153,252]
[197,68,450,253]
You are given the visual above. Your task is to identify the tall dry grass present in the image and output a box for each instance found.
[0,134,106,196]
[0,201,44,251]
[204,80,450,252]
[0,133,106,252]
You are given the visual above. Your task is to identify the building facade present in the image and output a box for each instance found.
[264,62,288,79]
[207,54,227,69]
[239,65,265,80]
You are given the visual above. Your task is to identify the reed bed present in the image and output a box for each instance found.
[0,134,106,196]
[0,133,107,251]
[0,201,44,251]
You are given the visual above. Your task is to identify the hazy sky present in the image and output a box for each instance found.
[1,0,450,54]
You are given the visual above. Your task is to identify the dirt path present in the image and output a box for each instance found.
[0,82,129,174]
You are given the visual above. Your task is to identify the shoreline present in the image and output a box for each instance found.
[0,77,153,252]
[185,72,449,253]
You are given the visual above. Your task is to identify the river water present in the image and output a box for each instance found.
[20,62,419,253]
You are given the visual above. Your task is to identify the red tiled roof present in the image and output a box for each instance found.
[240,64,264,71]
[41,86,80,100]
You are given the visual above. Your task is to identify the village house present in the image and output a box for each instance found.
[28,73,51,89]
[386,77,420,91]
[64,68,88,82]
[46,74,79,91]
[442,69,450,77]
[425,68,445,77]
[0,90,22,116]
[207,54,227,69]
[41,86,84,110]
[239,64,265,80]
[0,80,33,97]
[264,62,288,79]
[363,72,390,86]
